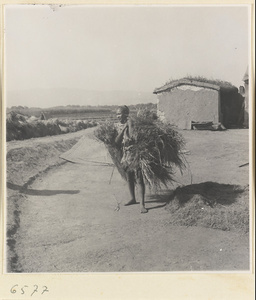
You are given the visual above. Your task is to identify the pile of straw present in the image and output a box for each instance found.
[6,113,97,141]
[95,113,186,189]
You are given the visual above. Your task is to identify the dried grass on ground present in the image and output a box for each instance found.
[165,182,249,233]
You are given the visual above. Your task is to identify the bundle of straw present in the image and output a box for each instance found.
[94,121,127,180]
[95,114,186,189]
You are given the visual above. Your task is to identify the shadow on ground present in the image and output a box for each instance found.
[146,190,173,210]
[147,181,246,209]
[7,182,80,196]
[172,181,246,207]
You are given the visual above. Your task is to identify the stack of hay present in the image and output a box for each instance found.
[95,112,186,190]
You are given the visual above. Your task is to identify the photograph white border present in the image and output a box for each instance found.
[0,0,255,299]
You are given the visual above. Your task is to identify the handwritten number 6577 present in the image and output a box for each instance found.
[10,284,49,296]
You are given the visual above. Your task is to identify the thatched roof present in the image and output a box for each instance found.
[154,77,237,94]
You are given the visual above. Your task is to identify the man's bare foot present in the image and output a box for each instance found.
[140,207,148,213]
[124,199,137,206]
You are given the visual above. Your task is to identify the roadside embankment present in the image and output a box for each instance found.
[6,128,94,272]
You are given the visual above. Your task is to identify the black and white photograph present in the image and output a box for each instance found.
[4,3,252,276]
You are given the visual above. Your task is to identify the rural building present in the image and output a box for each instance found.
[242,67,249,128]
[154,78,244,129]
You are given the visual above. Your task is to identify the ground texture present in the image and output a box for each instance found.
[6,128,250,272]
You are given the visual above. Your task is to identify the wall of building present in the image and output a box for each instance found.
[157,85,219,129]
[243,80,249,128]
[220,90,244,128]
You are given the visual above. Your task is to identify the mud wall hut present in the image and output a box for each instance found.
[153,78,244,129]
[242,67,249,128]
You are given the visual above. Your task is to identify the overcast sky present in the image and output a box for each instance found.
[5,5,250,107]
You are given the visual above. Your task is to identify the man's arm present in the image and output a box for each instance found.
[115,124,128,145]
[127,118,134,139]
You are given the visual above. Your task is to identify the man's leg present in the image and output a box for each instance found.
[136,170,148,213]
[124,171,137,206]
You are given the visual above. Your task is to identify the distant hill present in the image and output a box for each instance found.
[6,88,157,108]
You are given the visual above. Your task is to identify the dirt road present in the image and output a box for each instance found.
[8,129,250,272]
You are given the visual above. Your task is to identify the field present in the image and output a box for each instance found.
[46,110,115,121]
[7,103,156,119]
[6,104,156,141]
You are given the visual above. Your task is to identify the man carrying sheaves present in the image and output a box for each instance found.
[95,105,186,214]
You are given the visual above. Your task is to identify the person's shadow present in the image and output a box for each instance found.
[146,190,172,210]
[7,182,80,196]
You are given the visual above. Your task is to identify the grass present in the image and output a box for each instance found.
[163,75,236,89]
[6,116,97,141]
[184,76,235,88]
[165,182,249,233]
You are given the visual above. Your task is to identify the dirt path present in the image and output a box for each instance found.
[10,129,250,272]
